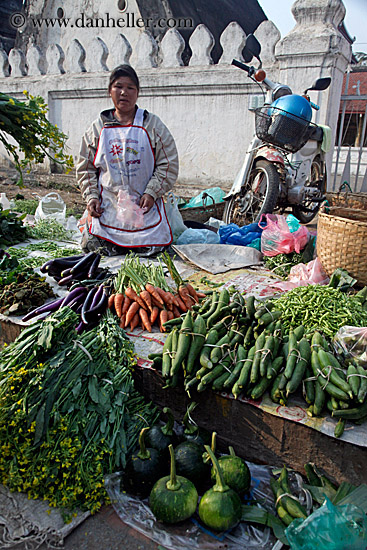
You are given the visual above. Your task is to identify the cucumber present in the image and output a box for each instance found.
[304,463,322,487]
[201,291,218,319]
[313,378,326,416]
[162,317,183,330]
[317,350,353,398]
[303,367,315,404]
[334,418,346,438]
[357,365,367,403]
[212,371,231,391]
[270,374,283,403]
[250,332,266,384]
[286,338,311,396]
[237,345,256,389]
[223,345,247,390]
[258,310,282,327]
[170,310,193,376]
[210,334,231,364]
[186,314,207,375]
[206,288,230,328]
[332,400,367,420]
[284,332,298,380]
[311,331,327,352]
[245,295,256,319]
[251,357,283,400]
[199,329,219,369]
[243,325,254,348]
[161,330,174,378]
[259,335,275,377]
[293,325,305,341]
[311,351,351,402]
[347,364,360,399]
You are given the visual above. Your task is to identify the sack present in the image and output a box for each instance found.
[176,228,220,245]
[165,192,187,242]
[285,497,367,550]
[34,193,66,224]
[261,214,309,256]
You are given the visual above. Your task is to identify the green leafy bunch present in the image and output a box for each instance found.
[0,91,74,185]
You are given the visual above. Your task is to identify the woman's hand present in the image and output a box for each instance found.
[87,198,104,218]
[139,193,155,213]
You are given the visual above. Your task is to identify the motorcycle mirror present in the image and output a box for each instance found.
[305,77,331,94]
[245,34,261,61]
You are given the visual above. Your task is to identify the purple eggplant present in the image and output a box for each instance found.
[83,291,108,323]
[58,274,74,286]
[60,286,87,308]
[88,254,101,279]
[21,297,65,322]
[70,252,97,276]
[81,286,99,324]
[40,259,54,273]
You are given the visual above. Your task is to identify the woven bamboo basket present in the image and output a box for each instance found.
[317,206,367,286]
[179,193,225,224]
[326,191,367,211]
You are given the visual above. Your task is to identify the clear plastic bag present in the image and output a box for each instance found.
[176,228,220,245]
[285,497,367,550]
[333,326,367,366]
[34,192,66,224]
[260,214,309,257]
[116,189,144,229]
[165,192,187,242]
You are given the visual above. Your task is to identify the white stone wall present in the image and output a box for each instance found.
[0,0,352,190]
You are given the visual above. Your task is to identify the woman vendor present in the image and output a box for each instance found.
[77,65,179,256]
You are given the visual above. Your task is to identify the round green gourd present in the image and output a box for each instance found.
[199,445,242,532]
[210,441,251,496]
[123,427,164,498]
[174,440,211,487]
[145,407,176,455]
[149,444,198,524]
[181,402,210,448]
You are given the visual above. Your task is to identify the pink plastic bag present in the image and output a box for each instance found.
[116,189,145,229]
[271,258,329,291]
[260,214,309,257]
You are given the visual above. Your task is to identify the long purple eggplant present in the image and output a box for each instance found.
[88,254,101,279]
[70,252,97,276]
[83,291,109,323]
[60,286,87,308]
[21,297,64,322]
[81,286,99,324]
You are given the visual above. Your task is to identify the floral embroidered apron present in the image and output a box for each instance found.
[86,108,172,247]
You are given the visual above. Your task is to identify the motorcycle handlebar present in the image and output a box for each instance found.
[232,59,255,76]
[310,101,320,111]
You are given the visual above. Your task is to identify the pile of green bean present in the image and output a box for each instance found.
[272,285,367,338]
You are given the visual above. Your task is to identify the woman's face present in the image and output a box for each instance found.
[109,76,139,114]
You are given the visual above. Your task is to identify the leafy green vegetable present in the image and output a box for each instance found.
[264,252,303,279]
[26,219,72,241]
[0,206,27,247]
[13,199,38,215]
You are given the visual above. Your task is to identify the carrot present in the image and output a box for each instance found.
[108,293,116,311]
[119,313,126,329]
[114,293,125,317]
[125,301,140,326]
[172,305,181,318]
[155,286,171,305]
[145,283,164,306]
[196,291,207,299]
[179,285,195,309]
[150,306,159,325]
[167,311,175,321]
[125,287,147,310]
[140,290,153,313]
[139,308,152,332]
[185,283,199,303]
[151,295,164,309]
[159,310,169,332]
[175,294,187,313]
[122,295,132,315]
[130,312,140,331]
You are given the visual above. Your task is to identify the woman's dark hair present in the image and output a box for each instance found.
[108,65,140,92]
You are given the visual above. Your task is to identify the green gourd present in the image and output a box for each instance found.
[209,434,251,496]
[174,440,211,487]
[145,407,176,455]
[181,402,209,448]
[123,427,164,498]
[149,444,198,524]
[199,445,242,532]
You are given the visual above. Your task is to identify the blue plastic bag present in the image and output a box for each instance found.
[286,213,302,233]
[285,498,367,550]
[176,228,220,245]
[219,221,265,246]
[180,187,225,209]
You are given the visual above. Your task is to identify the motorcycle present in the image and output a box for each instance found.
[223,34,331,226]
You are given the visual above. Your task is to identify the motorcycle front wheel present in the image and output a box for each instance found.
[223,159,279,226]
[293,156,325,224]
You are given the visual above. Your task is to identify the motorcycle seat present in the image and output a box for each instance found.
[308,125,324,142]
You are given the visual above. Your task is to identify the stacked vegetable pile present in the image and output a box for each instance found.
[151,283,367,437]
[0,308,158,516]
[109,252,205,332]
[122,405,251,533]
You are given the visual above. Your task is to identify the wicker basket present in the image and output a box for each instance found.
[326,191,367,211]
[178,193,225,224]
[317,206,367,285]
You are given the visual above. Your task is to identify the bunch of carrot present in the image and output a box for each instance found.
[108,253,205,333]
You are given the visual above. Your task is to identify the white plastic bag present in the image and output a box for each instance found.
[34,193,66,224]
[165,191,187,242]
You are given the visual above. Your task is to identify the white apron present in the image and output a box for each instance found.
[88,108,172,248]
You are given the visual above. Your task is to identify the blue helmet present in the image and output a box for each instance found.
[269,94,312,122]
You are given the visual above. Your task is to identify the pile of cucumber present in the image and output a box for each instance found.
[149,287,367,439]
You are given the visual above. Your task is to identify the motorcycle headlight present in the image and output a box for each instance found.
[272,86,292,102]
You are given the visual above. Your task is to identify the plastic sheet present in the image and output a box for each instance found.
[261,214,309,257]
[285,497,367,550]
[105,462,278,550]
